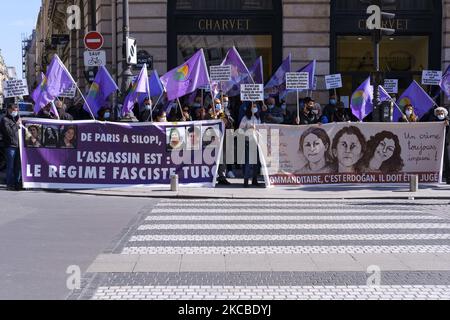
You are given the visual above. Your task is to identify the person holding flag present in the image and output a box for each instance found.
[396,80,436,122]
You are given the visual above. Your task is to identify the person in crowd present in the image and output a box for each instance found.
[67,102,91,120]
[294,97,320,125]
[280,99,292,124]
[60,126,77,149]
[322,102,353,123]
[98,107,112,122]
[297,127,334,174]
[239,103,263,188]
[261,97,284,124]
[331,126,367,173]
[194,107,207,121]
[167,107,181,122]
[206,105,218,120]
[423,106,450,184]
[155,110,168,123]
[322,94,338,120]
[399,104,418,123]
[358,131,404,174]
[55,100,73,121]
[216,96,236,181]
[139,97,153,122]
[191,96,203,111]
[25,125,42,148]
[37,103,57,119]
[0,104,22,190]
[182,105,193,122]
[238,101,252,125]
[167,127,185,151]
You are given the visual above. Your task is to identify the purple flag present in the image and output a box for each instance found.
[84,66,118,117]
[219,47,252,97]
[160,49,210,101]
[440,65,450,98]
[137,70,165,105]
[351,77,373,121]
[264,54,291,98]
[395,80,435,121]
[122,65,150,116]
[350,78,393,121]
[243,56,264,85]
[296,60,316,91]
[32,72,45,113]
[32,55,75,113]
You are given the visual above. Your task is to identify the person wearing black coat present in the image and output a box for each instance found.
[0,105,22,190]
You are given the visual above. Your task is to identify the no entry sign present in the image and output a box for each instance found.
[84,31,104,51]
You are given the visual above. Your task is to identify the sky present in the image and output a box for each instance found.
[0,0,42,78]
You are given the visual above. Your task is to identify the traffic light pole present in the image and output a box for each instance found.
[372,30,382,122]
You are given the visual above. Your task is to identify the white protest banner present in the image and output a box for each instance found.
[3,79,29,98]
[422,70,442,86]
[325,74,343,90]
[384,79,398,94]
[286,72,309,90]
[210,65,232,82]
[257,122,446,187]
[240,84,264,101]
[59,84,77,98]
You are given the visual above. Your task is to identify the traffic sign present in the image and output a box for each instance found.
[84,50,106,67]
[126,37,137,65]
[84,31,104,51]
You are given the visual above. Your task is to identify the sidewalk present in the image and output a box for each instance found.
[66,180,450,199]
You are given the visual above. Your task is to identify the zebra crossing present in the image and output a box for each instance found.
[120,200,450,255]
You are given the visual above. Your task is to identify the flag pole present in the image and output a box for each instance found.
[146,93,163,122]
[144,64,153,122]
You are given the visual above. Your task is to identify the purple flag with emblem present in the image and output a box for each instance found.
[440,65,450,98]
[351,77,373,121]
[264,54,291,98]
[83,66,118,117]
[395,80,435,121]
[160,49,210,101]
[122,65,149,116]
[32,55,75,113]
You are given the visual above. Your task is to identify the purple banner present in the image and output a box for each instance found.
[20,119,224,189]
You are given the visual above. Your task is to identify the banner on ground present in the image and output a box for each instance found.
[257,122,446,187]
[20,119,224,189]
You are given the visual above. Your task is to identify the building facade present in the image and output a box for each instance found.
[0,50,8,108]
[28,0,450,103]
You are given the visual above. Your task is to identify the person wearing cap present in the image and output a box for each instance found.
[0,104,22,190]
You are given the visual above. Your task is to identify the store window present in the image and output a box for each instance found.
[168,0,282,81]
[331,0,442,99]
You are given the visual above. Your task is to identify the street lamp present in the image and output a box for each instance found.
[121,0,133,95]
[366,0,396,122]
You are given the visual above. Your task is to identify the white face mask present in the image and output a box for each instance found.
[252,108,258,114]
[405,110,412,117]
[437,115,446,121]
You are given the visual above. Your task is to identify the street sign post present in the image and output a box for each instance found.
[134,50,153,70]
[84,31,104,51]
[126,37,137,65]
[84,50,106,67]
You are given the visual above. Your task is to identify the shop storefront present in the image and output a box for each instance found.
[167,0,282,81]
[331,0,442,99]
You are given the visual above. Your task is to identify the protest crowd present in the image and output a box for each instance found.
[1,48,450,191]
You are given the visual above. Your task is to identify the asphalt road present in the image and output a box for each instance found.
[0,189,156,300]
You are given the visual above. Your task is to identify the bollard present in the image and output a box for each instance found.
[170,175,179,192]
[410,174,419,193]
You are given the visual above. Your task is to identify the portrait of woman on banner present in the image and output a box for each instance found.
[296,127,334,174]
[331,126,367,174]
